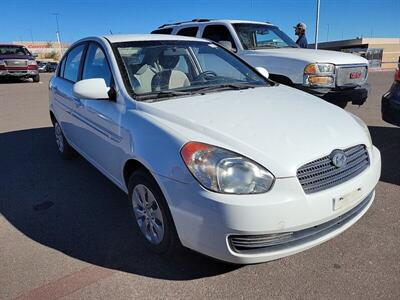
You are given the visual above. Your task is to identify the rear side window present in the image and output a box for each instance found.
[176,27,198,37]
[82,43,112,86]
[202,25,236,50]
[63,44,86,82]
[151,28,173,34]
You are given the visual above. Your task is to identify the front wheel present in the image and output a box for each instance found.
[336,100,348,109]
[128,170,181,255]
[32,74,40,82]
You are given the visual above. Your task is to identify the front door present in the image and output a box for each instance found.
[72,42,125,183]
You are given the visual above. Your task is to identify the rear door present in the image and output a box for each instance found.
[50,43,87,145]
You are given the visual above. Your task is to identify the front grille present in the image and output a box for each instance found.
[336,65,367,87]
[229,191,373,253]
[5,59,27,67]
[297,144,369,194]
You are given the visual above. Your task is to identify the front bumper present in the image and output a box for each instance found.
[0,69,38,77]
[158,146,381,264]
[296,83,369,106]
[382,81,400,126]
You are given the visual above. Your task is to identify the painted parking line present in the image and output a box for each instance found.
[14,266,116,300]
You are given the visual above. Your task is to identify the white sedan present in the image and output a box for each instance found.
[49,34,381,264]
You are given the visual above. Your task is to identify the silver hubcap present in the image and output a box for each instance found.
[55,123,64,153]
[132,184,164,245]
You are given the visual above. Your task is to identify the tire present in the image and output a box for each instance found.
[32,74,40,82]
[54,121,76,159]
[128,169,181,255]
[336,100,348,109]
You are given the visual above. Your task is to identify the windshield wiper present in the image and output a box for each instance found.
[135,90,193,101]
[188,83,261,94]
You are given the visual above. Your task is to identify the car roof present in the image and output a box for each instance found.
[103,34,207,43]
[157,19,274,29]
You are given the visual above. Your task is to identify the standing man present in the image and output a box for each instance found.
[294,22,308,48]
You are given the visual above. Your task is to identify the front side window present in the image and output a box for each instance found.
[113,40,267,100]
[58,56,66,77]
[63,44,86,82]
[202,25,236,50]
[82,43,112,86]
[233,23,298,50]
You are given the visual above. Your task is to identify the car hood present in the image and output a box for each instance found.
[245,48,368,65]
[138,85,369,177]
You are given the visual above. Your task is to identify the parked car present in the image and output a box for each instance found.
[49,34,381,264]
[46,62,58,73]
[0,44,40,82]
[152,19,370,108]
[382,58,400,126]
[38,61,58,73]
[38,61,47,73]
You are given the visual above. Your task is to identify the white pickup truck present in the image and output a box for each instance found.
[152,19,369,108]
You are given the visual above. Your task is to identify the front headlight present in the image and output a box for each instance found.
[27,60,37,66]
[304,63,335,87]
[348,112,372,147]
[181,142,275,194]
[0,60,5,66]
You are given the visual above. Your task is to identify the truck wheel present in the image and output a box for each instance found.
[336,101,347,109]
[32,74,40,83]
[128,169,182,255]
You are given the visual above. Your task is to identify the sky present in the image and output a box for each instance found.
[1,0,399,44]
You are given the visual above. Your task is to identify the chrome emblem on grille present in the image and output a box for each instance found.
[330,150,347,168]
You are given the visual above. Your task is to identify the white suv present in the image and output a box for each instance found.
[152,19,370,108]
[49,34,380,264]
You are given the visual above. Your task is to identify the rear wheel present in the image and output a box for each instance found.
[32,74,40,82]
[54,121,76,159]
[128,169,181,255]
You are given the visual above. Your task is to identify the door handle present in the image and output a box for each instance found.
[72,97,83,108]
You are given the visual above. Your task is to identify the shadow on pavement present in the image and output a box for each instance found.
[0,127,239,280]
[0,77,32,84]
[369,125,400,186]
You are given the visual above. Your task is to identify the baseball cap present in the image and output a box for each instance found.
[294,22,307,30]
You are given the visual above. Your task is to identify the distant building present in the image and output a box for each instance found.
[12,41,70,61]
[310,38,400,69]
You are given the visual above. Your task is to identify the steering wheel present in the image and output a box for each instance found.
[194,70,218,82]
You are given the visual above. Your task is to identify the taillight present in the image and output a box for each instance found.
[27,65,38,70]
[395,68,400,82]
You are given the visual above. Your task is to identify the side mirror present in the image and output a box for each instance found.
[73,78,110,100]
[255,67,269,79]
[219,40,234,52]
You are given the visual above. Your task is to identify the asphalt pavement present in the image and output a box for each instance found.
[0,72,399,299]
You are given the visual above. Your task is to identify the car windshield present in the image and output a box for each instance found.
[233,23,298,50]
[0,45,31,56]
[113,40,268,100]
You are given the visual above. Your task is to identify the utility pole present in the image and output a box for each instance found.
[314,0,320,49]
[53,13,63,58]
[326,24,330,42]
[28,29,34,44]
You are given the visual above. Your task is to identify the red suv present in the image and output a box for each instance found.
[0,44,40,82]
